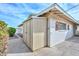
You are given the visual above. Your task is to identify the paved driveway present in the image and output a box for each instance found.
[7,35,31,55]
[7,36,79,56]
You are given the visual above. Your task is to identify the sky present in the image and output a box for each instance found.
[0,3,79,27]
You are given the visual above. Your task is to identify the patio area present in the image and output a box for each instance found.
[7,36,79,56]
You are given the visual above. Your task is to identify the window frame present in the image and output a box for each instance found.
[56,22,67,31]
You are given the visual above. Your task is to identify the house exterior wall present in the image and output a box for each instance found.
[19,25,23,29]
[56,15,75,39]
[75,25,79,35]
[16,28,23,34]
[47,14,76,47]
[39,12,76,47]
[16,25,23,34]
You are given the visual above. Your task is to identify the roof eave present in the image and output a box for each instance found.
[55,4,79,24]
[36,3,79,24]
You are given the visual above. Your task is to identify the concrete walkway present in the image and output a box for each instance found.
[7,35,31,55]
[7,36,79,56]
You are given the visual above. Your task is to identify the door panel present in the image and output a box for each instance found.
[33,18,47,50]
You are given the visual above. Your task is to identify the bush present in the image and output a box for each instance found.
[0,20,8,56]
[0,20,8,36]
[0,30,8,55]
[8,27,16,37]
[0,21,7,29]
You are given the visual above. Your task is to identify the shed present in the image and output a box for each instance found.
[22,3,79,51]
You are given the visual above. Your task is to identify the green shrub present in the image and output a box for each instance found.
[0,20,8,36]
[0,21,7,30]
[8,27,16,37]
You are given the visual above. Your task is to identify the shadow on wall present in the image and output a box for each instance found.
[65,30,74,40]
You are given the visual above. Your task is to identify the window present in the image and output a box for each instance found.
[56,22,66,30]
